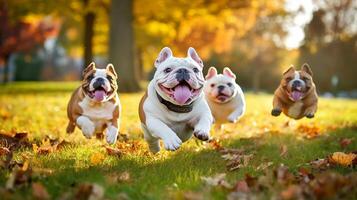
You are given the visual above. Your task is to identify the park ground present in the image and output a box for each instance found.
[0,82,357,200]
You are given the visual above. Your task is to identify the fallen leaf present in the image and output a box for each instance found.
[279,145,288,157]
[256,162,273,171]
[280,185,302,200]
[310,158,330,170]
[75,183,104,200]
[329,152,356,166]
[208,138,223,150]
[6,161,32,190]
[339,138,353,148]
[0,146,11,156]
[118,171,130,182]
[32,182,50,200]
[90,153,105,165]
[201,173,232,189]
[233,180,249,193]
[297,124,322,139]
[105,146,122,157]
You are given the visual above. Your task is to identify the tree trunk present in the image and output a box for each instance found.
[83,0,95,74]
[109,0,140,92]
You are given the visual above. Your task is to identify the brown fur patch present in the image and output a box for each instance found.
[138,91,148,125]
[66,87,85,133]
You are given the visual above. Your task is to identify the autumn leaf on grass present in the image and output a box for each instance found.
[329,152,356,166]
[208,138,223,150]
[32,182,50,200]
[90,152,105,165]
[105,146,122,157]
[256,162,273,171]
[75,183,104,200]
[297,123,323,139]
[6,160,32,190]
[201,173,232,189]
[339,138,353,148]
[310,158,330,170]
[0,146,11,156]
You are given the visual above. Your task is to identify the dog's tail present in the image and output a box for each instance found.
[66,121,75,134]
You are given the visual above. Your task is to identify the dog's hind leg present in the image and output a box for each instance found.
[66,121,75,134]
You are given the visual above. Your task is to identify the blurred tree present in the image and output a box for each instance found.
[300,0,357,92]
[0,1,57,82]
[109,0,140,92]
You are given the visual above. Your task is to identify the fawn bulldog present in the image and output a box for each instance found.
[139,47,213,153]
[66,62,121,144]
[204,67,245,124]
[272,63,318,119]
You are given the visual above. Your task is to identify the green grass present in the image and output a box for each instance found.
[1,82,357,199]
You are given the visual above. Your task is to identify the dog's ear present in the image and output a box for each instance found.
[187,47,203,68]
[283,65,295,75]
[223,67,236,79]
[155,47,172,67]
[301,63,313,76]
[106,63,117,79]
[205,66,217,80]
[83,62,96,77]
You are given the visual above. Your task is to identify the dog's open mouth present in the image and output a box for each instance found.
[160,81,201,105]
[216,93,231,102]
[89,86,112,101]
[290,87,304,101]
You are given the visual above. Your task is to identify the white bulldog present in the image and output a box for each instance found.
[139,47,213,153]
[204,67,245,125]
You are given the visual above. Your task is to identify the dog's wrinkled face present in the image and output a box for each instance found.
[204,67,238,103]
[153,47,205,105]
[281,63,314,102]
[82,62,118,102]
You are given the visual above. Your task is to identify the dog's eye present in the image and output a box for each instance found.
[302,77,309,82]
[210,83,215,88]
[227,83,233,87]
[193,67,199,73]
[163,68,172,73]
[285,77,292,82]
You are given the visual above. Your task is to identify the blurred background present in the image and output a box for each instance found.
[0,0,356,97]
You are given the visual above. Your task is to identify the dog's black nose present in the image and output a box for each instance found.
[292,80,301,88]
[176,68,190,82]
[93,78,105,89]
[218,85,225,92]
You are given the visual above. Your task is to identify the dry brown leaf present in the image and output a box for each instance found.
[233,180,249,193]
[105,146,122,157]
[339,138,353,148]
[280,185,303,200]
[90,152,105,165]
[0,146,11,156]
[297,124,322,139]
[6,161,32,190]
[32,182,50,200]
[256,162,273,171]
[310,158,330,170]
[279,145,288,157]
[75,183,104,200]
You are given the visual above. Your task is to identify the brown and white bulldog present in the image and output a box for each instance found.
[272,63,318,119]
[138,47,213,153]
[66,62,121,144]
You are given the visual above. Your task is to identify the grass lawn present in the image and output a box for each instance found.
[0,82,357,199]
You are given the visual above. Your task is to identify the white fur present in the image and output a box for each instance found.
[142,48,213,153]
[78,95,120,143]
[288,101,304,118]
[204,72,245,124]
[288,71,305,89]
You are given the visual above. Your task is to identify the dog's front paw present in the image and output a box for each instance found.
[227,115,238,123]
[81,123,95,139]
[306,113,315,118]
[163,135,182,151]
[194,130,210,141]
[271,109,282,116]
[106,126,118,144]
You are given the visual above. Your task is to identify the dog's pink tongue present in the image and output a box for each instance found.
[94,90,106,101]
[173,85,192,104]
[291,91,302,101]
